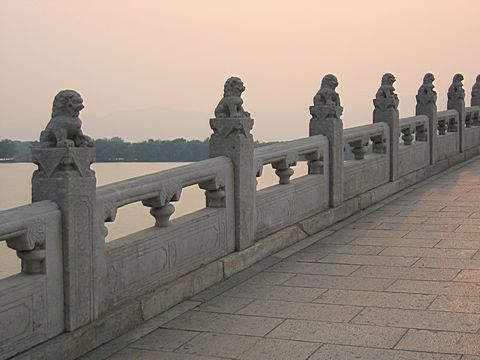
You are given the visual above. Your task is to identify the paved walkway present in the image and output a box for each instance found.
[101,159,480,359]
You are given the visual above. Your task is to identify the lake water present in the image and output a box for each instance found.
[0,161,308,278]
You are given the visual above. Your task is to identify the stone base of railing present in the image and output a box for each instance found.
[12,146,480,360]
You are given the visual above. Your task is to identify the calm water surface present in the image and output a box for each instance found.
[0,161,308,278]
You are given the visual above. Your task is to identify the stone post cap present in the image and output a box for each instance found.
[31,147,95,178]
[309,104,343,120]
[210,117,254,138]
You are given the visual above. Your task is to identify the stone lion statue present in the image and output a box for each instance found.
[376,73,398,100]
[214,77,250,118]
[40,90,94,148]
[313,74,341,106]
[472,75,480,106]
[447,73,465,107]
[418,73,437,97]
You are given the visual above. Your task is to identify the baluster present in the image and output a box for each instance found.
[448,116,457,132]
[349,139,366,160]
[438,118,447,135]
[143,192,180,227]
[371,134,387,154]
[473,111,480,126]
[199,179,226,208]
[272,160,295,184]
[305,153,323,174]
[401,127,414,145]
[415,124,427,141]
[17,249,46,274]
[466,112,472,128]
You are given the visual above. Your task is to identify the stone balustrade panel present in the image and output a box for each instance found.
[463,106,480,154]
[398,115,430,177]
[0,201,63,360]
[254,136,329,239]
[343,123,390,200]
[436,110,460,161]
[97,157,235,308]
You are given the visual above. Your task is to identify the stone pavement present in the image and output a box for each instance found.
[98,159,480,359]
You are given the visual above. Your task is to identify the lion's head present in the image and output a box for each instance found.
[423,73,435,85]
[52,90,84,118]
[381,73,396,86]
[320,74,338,91]
[452,73,464,85]
[223,77,245,97]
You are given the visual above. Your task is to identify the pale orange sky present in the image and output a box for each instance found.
[1,0,479,141]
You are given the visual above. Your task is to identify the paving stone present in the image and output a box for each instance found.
[285,251,328,262]
[318,253,419,267]
[381,204,446,211]
[314,289,435,310]
[309,344,461,360]
[223,283,326,302]
[267,319,406,348]
[129,328,199,352]
[436,240,480,249]
[356,215,428,224]
[176,332,259,358]
[350,237,440,248]
[244,272,295,285]
[351,307,480,332]
[380,247,476,259]
[284,274,394,291]
[305,244,385,255]
[332,229,409,238]
[405,232,480,241]
[415,258,480,270]
[268,261,359,276]
[424,217,476,225]
[163,311,283,336]
[397,211,470,218]
[237,299,361,322]
[456,224,480,233]
[195,296,254,314]
[396,329,480,355]
[108,348,223,360]
[352,265,460,281]
[387,280,480,296]
[462,356,480,360]
[376,223,458,231]
[239,338,320,360]
[429,296,480,314]
[454,270,480,282]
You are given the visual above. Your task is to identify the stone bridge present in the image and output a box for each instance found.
[1,73,480,359]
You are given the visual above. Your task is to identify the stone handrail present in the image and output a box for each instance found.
[96,157,232,229]
[253,135,328,183]
[465,106,480,127]
[0,201,59,274]
[437,109,459,134]
[399,115,429,144]
[343,123,388,160]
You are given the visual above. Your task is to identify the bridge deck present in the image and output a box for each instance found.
[98,159,480,359]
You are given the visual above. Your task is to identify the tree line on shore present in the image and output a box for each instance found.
[0,137,277,162]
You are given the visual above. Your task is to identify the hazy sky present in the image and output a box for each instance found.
[1,0,479,142]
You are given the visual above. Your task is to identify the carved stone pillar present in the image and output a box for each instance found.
[373,73,399,181]
[210,77,255,250]
[309,74,344,207]
[31,89,101,331]
[416,73,437,164]
[447,73,466,152]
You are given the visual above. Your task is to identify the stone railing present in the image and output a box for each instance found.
[1,72,480,360]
